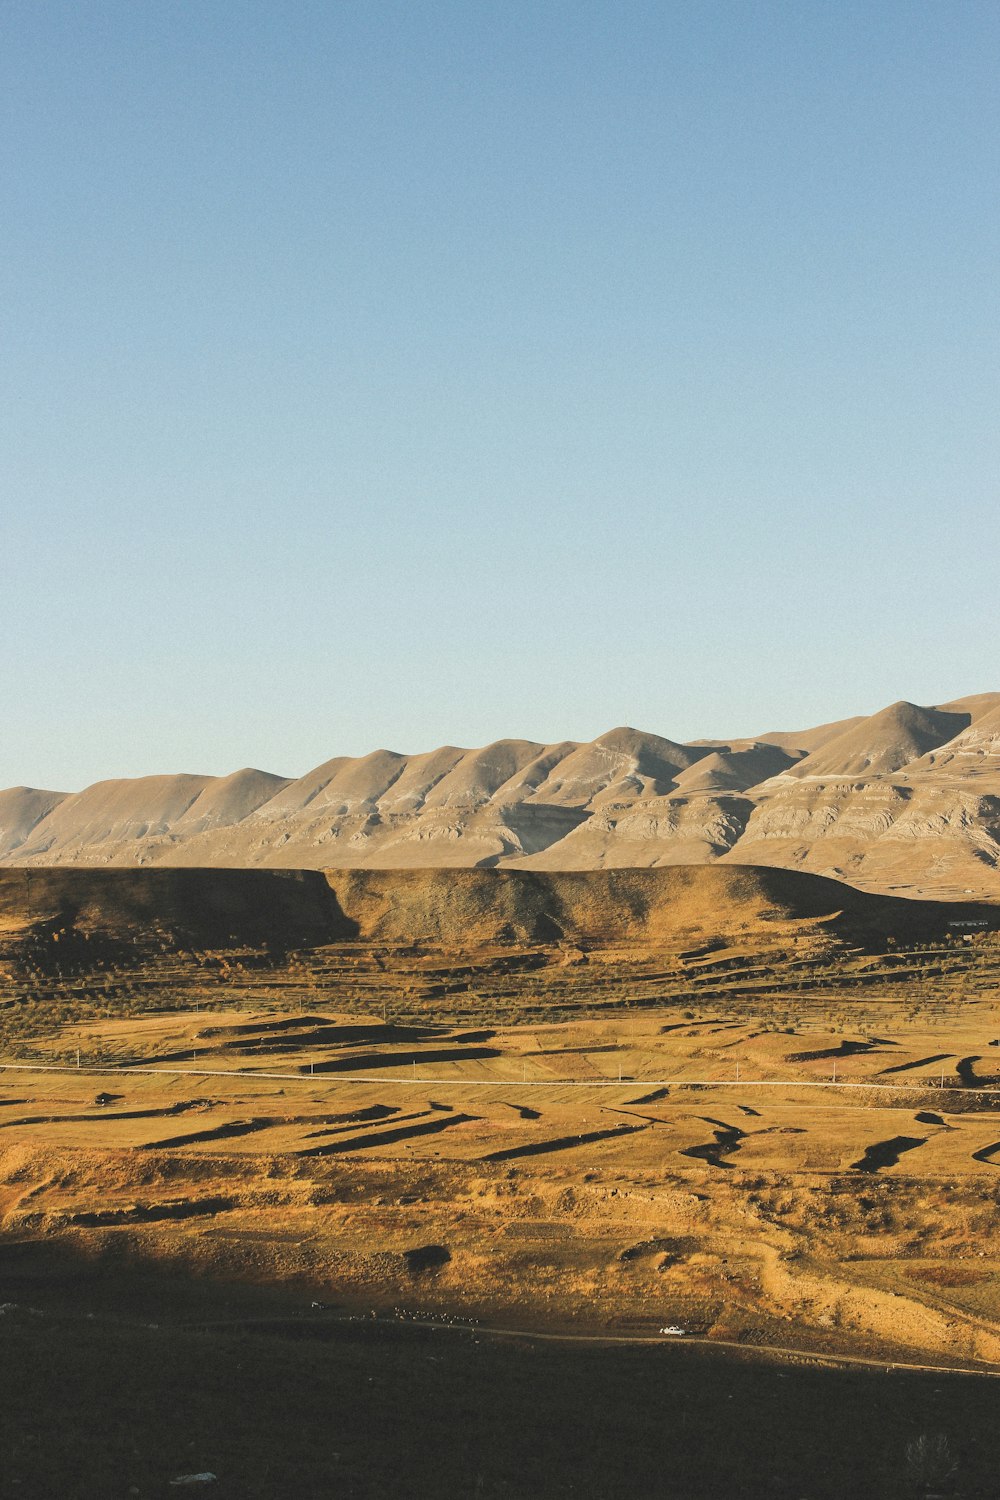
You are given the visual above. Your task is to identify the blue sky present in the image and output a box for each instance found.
[3,1,999,789]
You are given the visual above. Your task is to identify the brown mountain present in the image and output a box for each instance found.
[5,693,1000,898]
[769,700,972,780]
[0,787,67,860]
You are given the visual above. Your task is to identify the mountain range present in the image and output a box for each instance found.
[4,691,1000,898]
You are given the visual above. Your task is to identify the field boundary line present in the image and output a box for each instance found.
[0,1060,997,1094]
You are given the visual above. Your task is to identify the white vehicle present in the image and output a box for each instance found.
[659,1325,687,1336]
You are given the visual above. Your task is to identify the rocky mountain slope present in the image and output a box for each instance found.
[4,692,1000,898]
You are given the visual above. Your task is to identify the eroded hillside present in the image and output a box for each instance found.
[4,691,1000,896]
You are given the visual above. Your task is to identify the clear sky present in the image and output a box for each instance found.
[3,1,999,790]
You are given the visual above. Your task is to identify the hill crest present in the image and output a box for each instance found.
[5,694,1000,899]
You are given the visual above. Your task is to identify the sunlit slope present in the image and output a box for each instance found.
[327,865,999,948]
[5,693,1000,896]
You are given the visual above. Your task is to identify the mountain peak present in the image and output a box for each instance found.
[4,696,1000,899]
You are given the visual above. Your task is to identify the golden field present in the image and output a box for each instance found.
[4,865,1000,1496]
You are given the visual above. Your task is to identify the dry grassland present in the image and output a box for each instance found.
[4,866,1000,1495]
[7,991,1000,1370]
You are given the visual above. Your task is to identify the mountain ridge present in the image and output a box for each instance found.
[6,692,1000,898]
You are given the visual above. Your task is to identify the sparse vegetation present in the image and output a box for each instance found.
[2,865,1000,1495]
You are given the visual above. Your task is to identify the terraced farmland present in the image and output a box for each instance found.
[3,866,1000,1376]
